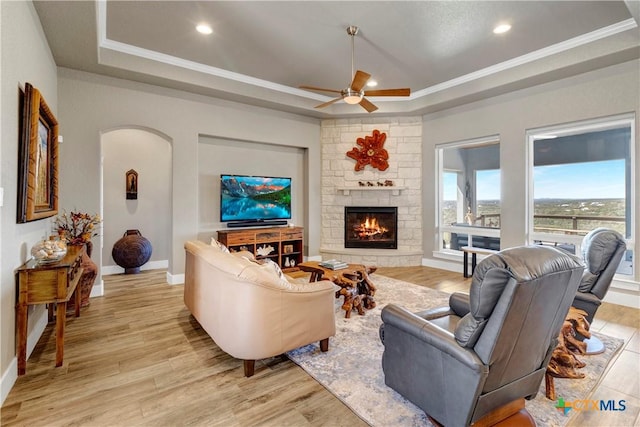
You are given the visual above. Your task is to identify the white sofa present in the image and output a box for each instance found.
[184,240,336,376]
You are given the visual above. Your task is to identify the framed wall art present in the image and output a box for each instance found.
[126,169,138,200]
[17,83,59,223]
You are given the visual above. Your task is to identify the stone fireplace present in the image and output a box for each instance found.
[319,117,423,267]
[345,206,398,249]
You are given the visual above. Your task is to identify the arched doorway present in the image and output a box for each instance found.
[100,127,173,282]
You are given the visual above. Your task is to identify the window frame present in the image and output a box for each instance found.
[525,113,635,275]
[436,135,501,256]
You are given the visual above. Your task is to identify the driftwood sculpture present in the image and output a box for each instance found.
[333,266,377,318]
[545,307,591,400]
[298,262,378,319]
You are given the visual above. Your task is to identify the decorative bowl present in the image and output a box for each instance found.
[31,240,67,264]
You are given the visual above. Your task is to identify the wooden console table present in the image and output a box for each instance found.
[217,226,303,271]
[15,245,85,375]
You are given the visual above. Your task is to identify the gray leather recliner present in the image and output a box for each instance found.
[379,245,584,427]
[572,227,626,324]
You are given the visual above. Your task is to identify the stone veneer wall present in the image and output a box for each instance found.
[320,117,423,267]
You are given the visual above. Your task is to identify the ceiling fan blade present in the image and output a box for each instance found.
[359,97,378,113]
[364,88,411,97]
[299,85,342,94]
[350,70,371,92]
[315,97,343,109]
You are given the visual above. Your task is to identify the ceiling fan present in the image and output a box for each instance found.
[300,26,410,113]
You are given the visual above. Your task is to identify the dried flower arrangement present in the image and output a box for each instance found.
[55,210,101,245]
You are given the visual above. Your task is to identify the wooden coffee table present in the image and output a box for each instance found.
[298,261,377,318]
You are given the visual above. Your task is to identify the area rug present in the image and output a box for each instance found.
[287,274,625,427]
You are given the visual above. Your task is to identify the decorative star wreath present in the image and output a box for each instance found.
[346,129,389,171]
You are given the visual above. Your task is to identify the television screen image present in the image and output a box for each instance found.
[220,175,292,222]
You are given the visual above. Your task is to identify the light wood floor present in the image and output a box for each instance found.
[2,267,639,426]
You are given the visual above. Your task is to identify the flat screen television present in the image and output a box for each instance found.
[220,174,292,224]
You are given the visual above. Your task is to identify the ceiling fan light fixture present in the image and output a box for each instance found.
[300,25,409,112]
[343,88,364,104]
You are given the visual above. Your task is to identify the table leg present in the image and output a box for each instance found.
[55,301,67,367]
[309,271,324,282]
[74,286,81,318]
[463,251,469,278]
[471,254,477,276]
[16,303,28,376]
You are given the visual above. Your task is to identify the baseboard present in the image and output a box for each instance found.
[1,307,47,406]
[422,257,461,273]
[166,272,184,285]
[90,278,104,297]
[1,358,17,406]
[101,260,168,276]
[604,279,640,308]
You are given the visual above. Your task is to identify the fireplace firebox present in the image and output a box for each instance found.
[344,206,398,249]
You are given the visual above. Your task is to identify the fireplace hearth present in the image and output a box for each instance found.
[345,207,398,249]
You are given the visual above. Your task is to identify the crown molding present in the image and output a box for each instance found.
[95,1,637,108]
[412,18,638,98]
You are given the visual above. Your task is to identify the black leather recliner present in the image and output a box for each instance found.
[572,227,626,324]
[572,227,626,353]
[379,245,584,427]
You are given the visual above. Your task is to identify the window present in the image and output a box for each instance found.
[476,169,501,228]
[437,136,501,252]
[442,171,462,227]
[527,114,634,276]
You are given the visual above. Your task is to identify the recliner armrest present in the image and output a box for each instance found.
[573,291,602,306]
[381,304,486,373]
[415,306,454,320]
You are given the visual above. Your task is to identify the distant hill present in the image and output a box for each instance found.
[442,198,625,234]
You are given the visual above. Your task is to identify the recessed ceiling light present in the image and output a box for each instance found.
[493,23,511,34]
[367,80,378,87]
[196,23,213,35]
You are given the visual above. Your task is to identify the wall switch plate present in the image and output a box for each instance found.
[58,135,63,143]
[0,187,4,207]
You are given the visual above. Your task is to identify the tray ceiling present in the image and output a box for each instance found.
[34,1,640,117]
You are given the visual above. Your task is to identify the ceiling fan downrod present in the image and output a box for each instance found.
[347,26,359,87]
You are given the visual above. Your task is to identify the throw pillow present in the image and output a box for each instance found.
[210,238,230,253]
[262,258,286,280]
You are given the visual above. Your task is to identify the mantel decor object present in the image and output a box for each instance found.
[126,169,138,200]
[17,83,59,223]
[346,129,389,171]
[112,229,152,274]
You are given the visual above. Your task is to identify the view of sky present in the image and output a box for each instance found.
[534,160,625,199]
[443,159,625,201]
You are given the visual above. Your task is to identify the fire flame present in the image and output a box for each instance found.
[355,216,388,239]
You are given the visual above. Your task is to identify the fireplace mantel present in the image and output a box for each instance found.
[337,186,406,196]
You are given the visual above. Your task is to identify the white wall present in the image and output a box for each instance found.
[102,128,172,272]
[0,0,58,403]
[197,137,306,245]
[422,59,640,292]
[56,68,321,283]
